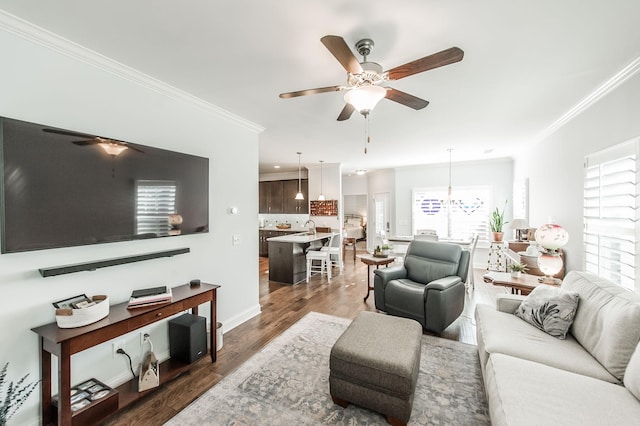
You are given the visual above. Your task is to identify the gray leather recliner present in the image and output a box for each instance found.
[374,240,470,334]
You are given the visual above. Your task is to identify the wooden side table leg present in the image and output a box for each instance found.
[363,264,373,302]
[40,339,53,425]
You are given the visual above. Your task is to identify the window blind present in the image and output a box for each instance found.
[136,180,177,237]
[583,139,638,290]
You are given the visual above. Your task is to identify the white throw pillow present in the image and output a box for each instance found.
[514,285,580,339]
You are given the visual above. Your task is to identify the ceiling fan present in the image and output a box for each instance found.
[43,128,144,157]
[279,35,464,121]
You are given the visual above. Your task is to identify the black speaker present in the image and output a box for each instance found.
[168,313,207,363]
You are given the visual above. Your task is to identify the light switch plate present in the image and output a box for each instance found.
[232,234,240,245]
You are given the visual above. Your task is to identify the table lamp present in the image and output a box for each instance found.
[534,223,569,284]
[511,218,529,242]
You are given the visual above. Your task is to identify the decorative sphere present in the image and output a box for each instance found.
[534,224,569,250]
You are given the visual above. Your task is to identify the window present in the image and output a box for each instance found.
[136,180,177,237]
[583,139,638,290]
[412,186,491,241]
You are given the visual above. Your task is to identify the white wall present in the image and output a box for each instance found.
[515,67,640,274]
[0,15,261,425]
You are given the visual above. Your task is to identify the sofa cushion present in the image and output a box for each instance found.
[624,344,640,401]
[485,353,640,426]
[514,284,579,339]
[563,271,640,381]
[475,304,618,383]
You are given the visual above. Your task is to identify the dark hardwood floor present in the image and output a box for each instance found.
[101,248,503,425]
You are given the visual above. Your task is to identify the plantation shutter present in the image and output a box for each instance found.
[136,180,177,237]
[583,139,639,290]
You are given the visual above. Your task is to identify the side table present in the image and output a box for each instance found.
[358,254,396,302]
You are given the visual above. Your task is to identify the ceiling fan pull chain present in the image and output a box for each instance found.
[364,113,371,154]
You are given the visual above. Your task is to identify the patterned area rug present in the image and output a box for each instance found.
[166,312,489,425]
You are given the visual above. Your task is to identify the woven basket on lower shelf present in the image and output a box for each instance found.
[55,295,109,328]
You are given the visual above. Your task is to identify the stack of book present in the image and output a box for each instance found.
[127,286,172,309]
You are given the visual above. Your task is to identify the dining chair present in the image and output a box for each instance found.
[466,234,480,291]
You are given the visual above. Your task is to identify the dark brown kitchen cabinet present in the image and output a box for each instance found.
[259,179,307,214]
[259,181,283,213]
[282,179,308,214]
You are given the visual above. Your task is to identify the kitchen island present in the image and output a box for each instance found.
[267,232,333,284]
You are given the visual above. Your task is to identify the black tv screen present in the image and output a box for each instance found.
[0,116,209,253]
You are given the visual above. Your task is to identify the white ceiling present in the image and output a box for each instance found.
[1,1,639,174]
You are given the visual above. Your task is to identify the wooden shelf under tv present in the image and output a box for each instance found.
[32,283,220,426]
[310,200,338,216]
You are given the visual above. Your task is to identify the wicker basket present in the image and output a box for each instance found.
[55,295,109,328]
[276,223,292,229]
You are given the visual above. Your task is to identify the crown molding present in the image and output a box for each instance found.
[0,10,264,134]
[535,55,640,143]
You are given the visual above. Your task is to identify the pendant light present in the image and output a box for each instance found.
[317,160,326,201]
[295,152,304,200]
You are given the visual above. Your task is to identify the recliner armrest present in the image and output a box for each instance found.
[425,276,462,291]
[373,266,407,284]
[496,294,526,313]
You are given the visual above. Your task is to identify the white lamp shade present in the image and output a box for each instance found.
[511,218,529,229]
[317,194,326,201]
[537,252,563,277]
[295,191,304,200]
[344,86,387,113]
[535,224,569,250]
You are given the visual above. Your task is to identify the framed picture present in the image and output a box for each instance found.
[53,294,90,309]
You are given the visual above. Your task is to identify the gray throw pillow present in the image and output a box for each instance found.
[514,285,580,339]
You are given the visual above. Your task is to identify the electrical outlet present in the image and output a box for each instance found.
[112,339,126,358]
[140,331,150,346]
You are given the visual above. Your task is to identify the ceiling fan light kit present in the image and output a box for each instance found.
[344,85,387,115]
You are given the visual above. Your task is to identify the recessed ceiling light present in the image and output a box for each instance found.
[274,165,281,169]
[483,149,494,155]
[355,169,366,175]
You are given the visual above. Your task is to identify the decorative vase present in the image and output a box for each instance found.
[492,232,504,242]
[511,271,521,279]
[381,249,390,256]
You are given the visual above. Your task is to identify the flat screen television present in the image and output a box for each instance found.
[0,116,209,253]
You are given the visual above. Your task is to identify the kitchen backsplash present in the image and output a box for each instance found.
[259,214,309,228]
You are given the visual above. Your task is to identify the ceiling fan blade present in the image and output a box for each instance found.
[385,88,429,110]
[386,47,464,81]
[72,140,98,146]
[337,103,355,121]
[43,128,97,139]
[279,85,344,99]
[320,35,363,75]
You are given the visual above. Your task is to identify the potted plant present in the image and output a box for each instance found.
[0,363,39,426]
[508,262,528,278]
[381,244,391,256]
[490,201,509,242]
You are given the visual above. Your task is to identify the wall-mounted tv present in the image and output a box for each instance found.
[0,116,209,253]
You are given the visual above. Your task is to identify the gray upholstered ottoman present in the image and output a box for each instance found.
[329,311,422,426]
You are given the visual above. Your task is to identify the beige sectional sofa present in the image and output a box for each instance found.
[475,270,640,425]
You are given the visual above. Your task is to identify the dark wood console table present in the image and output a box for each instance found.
[31,283,219,425]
